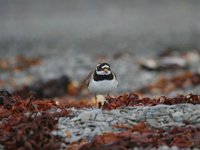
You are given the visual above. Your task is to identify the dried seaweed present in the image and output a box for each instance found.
[137,72,200,94]
[77,122,200,149]
[0,55,42,72]
[0,113,63,150]
[103,93,200,110]
[0,92,69,149]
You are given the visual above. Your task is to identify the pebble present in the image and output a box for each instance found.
[69,135,81,143]
[83,128,91,135]
[172,111,184,122]
[24,111,31,117]
[96,114,105,121]
[110,120,118,125]
[79,111,92,122]
[106,117,114,122]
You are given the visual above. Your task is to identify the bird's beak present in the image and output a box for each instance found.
[103,68,108,73]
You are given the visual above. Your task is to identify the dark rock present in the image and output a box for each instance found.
[12,75,71,99]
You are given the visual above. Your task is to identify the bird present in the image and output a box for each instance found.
[83,62,118,104]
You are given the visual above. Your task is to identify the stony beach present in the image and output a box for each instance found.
[0,1,200,149]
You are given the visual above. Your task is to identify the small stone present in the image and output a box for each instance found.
[59,117,70,122]
[73,128,82,134]
[157,117,165,122]
[170,146,179,150]
[96,114,105,121]
[69,135,81,143]
[182,114,191,121]
[93,127,102,135]
[160,122,185,129]
[161,126,170,130]
[47,108,57,113]
[135,114,145,121]
[24,111,31,117]
[158,145,170,150]
[79,111,92,122]
[70,116,81,121]
[56,108,62,113]
[189,115,199,122]
[145,112,155,119]
[146,119,160,128]
[110,109,121,116]
[36,112,42,116]
[51,130,57,136]
[158,108,168,114]
[172,111,183,122]
[83,128,91,135]
[117,117,126,123]
[94,121,109,127]
[110,120,118,125]
[90,109,102,119]
[106,117,114,122]
[59,124,67,129]
[124,114,136,120]
[98,123,112,131]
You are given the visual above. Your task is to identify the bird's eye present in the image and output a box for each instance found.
[97,66,101,71]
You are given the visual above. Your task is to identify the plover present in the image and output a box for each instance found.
[84,62,118,102]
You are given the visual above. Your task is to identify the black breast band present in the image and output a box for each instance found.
[93,72,114,81]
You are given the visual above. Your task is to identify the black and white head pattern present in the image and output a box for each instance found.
[94,62,114,81]
[96,63,111,75]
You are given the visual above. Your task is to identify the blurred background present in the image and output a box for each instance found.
[0,0,200,99]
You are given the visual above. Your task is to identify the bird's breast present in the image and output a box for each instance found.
[88,79,118,94]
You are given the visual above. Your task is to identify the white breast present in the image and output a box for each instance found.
[88,78,118,94]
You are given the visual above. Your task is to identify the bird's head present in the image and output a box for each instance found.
[96,62,111,75]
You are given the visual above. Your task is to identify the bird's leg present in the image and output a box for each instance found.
[107,93,111,99]
[106,93,113,102]
[95,94,97,106]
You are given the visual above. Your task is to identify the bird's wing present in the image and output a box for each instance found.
[85,71,93,86]
[79,70,93,91]
[113,72,119,86]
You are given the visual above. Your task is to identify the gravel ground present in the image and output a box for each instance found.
[52,104,200,149]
